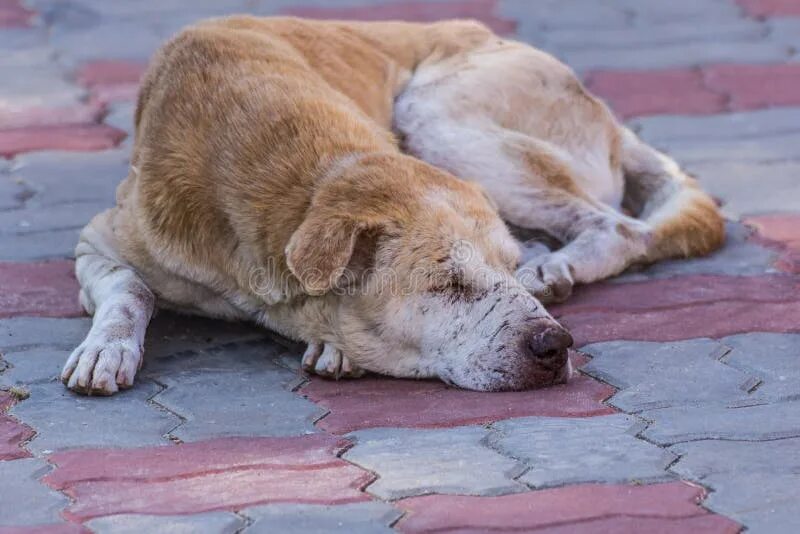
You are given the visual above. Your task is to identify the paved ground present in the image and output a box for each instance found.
[1,0,799,532]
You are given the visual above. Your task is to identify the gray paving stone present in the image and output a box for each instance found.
[344,426,525,500]
[0,317,91,351]
[0,65,84,110]
[720,333,800,401]
[11,378,179,453]
[671,437,800,479]
[666,133,800,165]
[545,19,764,52]
[614,222,777,282]
[500,0,628,31]
[10,149,129,209]
[87,512,244,534]
[104,102,135,136]
[581,339,759,412]
[0,201,106,235]
[633,108,800,144]
[0,174,30,211]
[669,438,800,534]
[641,400,800,444]
[146,340,323,441]
[563,40,790,72]
[50,22,163,65]
[768,17,800,51]
[621,0,746,25]
[0,458,69,526]
[0,347,67,388]
[685,160,800,217]
[242,502,402,534]
[0,227,79,260]
[490,414,675,488]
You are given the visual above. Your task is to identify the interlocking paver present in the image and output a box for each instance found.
[9,149,129,208]
[687,161,800,217]
[490,414,675,488]
[642,400,800,444]
[718,332,800,399]
[86,512,243,534]
[671,439,800,532]
[564,40,789,72]
[554,274,800,346]
[146,341,325,440]
[11,378,179,453]
[705,63,800,111]
[737,0,800,16]
[302,360,614,434]
[580,338,759,412]
[0,391,33,460]
[0,124,125,158]
[0,201,106,235]
[0,317,92,352]
[746,214,800,273]
[587,68,725,119]
[44,435,372,520]
[0,459,69,527]
[0,0,35,28]
[284,0,517,34]
[48,22,163,65]
[0,228,82,260]
[614,223,777,281]
[0,65,84,112]
[0,261,82,318]
[634,107,800,144]
[344,426,525,500]
[395,482,739,533]
[241,502,402,534]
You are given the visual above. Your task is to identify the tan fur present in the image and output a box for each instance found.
[65,16,721,395]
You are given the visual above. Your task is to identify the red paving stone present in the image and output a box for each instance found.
[551,274,800,346]
[395,482,740,533]
[44,435,372,521]
[0,124,125,158]
[587,63,800,117]
[737,0,800,16]
[0,392,33,461]
[585,68,725,119]
[746,214,800,273]
[0,0,34,27]
[76,60,147,105]
[0,261,83,319]
[704,63,800,111]
[302,354,614,434]
[0,102,105,130]
[282,0,516,34]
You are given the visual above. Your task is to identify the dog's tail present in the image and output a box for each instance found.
[620,127,725,261]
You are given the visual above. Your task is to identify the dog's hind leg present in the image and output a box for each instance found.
[397,112,652,302]
[61,210,155,395]
[620,127,725,262]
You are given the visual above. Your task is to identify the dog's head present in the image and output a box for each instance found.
[285,156,572,391]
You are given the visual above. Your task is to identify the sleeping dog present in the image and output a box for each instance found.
[62,16,724,395]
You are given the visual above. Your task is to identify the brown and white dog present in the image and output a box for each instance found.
[62,16,724,395]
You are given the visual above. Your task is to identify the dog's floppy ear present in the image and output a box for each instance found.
[285,214,376,295]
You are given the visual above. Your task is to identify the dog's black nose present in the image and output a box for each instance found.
[526,325,573,367]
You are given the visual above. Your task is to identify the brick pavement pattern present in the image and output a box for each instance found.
[1,0,799,532]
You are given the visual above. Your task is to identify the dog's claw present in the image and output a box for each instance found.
[301,342,364,379]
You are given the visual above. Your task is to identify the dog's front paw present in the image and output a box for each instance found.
[516,254,575,304]
[301,342,364,379]
[61,331,142,396]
